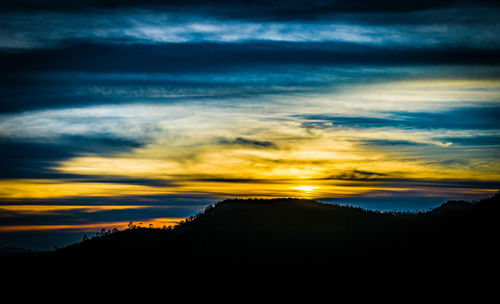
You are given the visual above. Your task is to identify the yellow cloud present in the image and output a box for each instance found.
[0,179,175,199]
[1,78,498,201]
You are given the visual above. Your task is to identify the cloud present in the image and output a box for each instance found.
[0,1,477,15]
[321,172,500,190]
[0,136,145,179]
[438,135,500,146]
[300,106,500,132]
[217,137,276,148]
[2,43,500,114]
[1,59,500,116]
[1,3,500,50]
[331,169,389,181]
[3,42,500,74]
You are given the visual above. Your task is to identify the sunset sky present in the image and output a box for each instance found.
[1,0,499,250]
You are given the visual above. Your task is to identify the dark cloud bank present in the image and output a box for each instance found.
[2,0,495,17]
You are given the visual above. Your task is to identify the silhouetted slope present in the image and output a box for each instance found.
[4,195,500,281]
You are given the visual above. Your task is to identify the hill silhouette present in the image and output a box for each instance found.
[3,194,499,283]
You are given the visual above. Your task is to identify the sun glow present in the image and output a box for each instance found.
[292,186,318,192]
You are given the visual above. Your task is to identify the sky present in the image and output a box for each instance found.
[0,0,499,250]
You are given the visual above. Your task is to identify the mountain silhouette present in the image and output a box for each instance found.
[3,194,499,284]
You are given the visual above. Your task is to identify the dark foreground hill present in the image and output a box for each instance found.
[3,194,500,283]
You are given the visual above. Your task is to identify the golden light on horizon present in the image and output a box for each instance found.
[0,217,184,233]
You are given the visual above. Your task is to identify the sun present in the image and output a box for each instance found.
[292,186,318,192]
